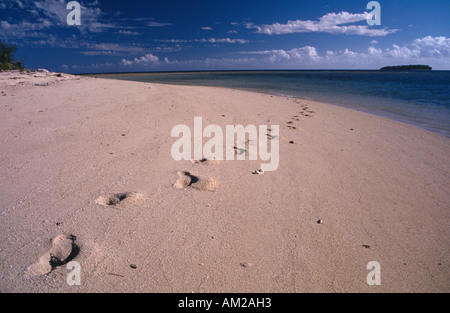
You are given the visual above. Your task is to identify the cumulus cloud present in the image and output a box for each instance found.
[327,36,450,68]
[241,46,321,63]
[236,36,450,69]
[110,36,450,71]
[413,36,450,47]
[247,11,397,37]
[412,36,450,57]
[368,46,382,56]
[121,54,160,66]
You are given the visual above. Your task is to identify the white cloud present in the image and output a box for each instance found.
[15,0,25,9]
[412,36,450,57]
[106,35,450,71]
[81,43,146,56]
[31,0,104,32]
[247,11,398,37]
[235,36,450,69]
[0,0,25,9]
[413,36,450,48]
[0,20,51,40]
[34,0,72,25]
[385,44,420,59]
[319,12,368,25]
[202,38,249,44]
[121,54,160,66]
[160,56,258,70]
[328,36,450,68]
[201,26,213,30]
[368,46,382,56]
[156,39,191,43]
[153,44,185,52]
[157,38,249,44]
[118,30,140,36]
[0,0,110,37]
[240,46,321,63]
[147,21,171,27]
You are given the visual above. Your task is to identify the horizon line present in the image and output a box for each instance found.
[77,68,448,76]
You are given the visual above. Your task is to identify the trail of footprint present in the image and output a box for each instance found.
[175,171,218,192]
[95,192,147,208]
[300,104,315,117]
[26,234,78,277]
[286,124,297,130]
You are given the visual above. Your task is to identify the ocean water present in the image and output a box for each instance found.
[94,70,450,138]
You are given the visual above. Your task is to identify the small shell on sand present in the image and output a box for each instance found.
[253,169,264,175]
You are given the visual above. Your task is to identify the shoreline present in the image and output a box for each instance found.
[88,71,450,139]
[0,71,449,292]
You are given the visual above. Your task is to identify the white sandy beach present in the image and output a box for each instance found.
[0,70,448,292]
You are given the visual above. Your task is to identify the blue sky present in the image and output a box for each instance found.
[1,0,449,73]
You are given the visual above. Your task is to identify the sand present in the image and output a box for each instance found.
[0,70,448,293]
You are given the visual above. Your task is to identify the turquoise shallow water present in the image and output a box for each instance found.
[92,70,450,138]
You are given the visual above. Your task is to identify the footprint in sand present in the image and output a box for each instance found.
[175,171,218,192]
[266,133,278,140]
[266,128,279,141]
[286,120,300,130]
[26,234,79,277]
[232,145,246,155]
[190,157,222,165]
[299,105,315,118]
[95,192,147,208]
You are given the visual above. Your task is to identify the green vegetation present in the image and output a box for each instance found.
[380,65,432,71]
[0,41,26,71]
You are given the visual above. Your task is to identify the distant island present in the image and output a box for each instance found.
[380,65,432,71]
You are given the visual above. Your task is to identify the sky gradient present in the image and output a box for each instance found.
[1,0,449,73]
